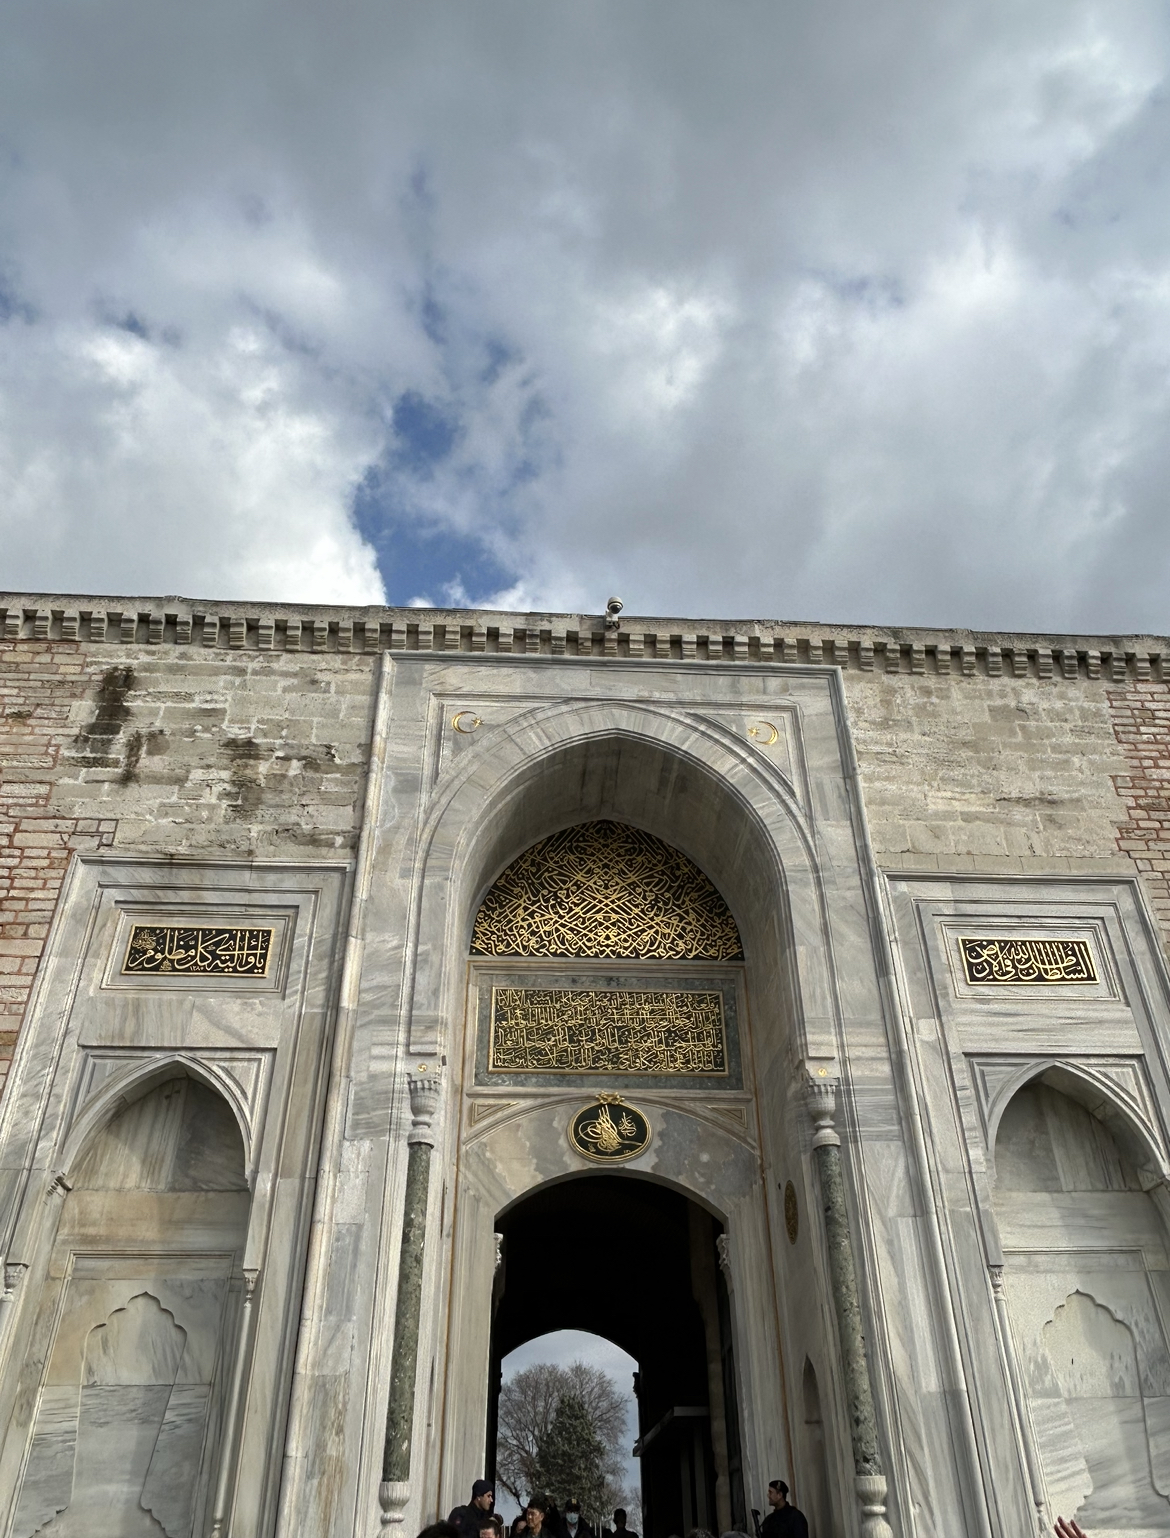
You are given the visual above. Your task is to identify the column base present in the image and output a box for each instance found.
[379,1480,410,1529]
[855,1473,894,1538]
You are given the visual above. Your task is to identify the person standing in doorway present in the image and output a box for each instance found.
[449,1481,495,1538]
[612,1508,639,1538]
[759,1481,808,1538]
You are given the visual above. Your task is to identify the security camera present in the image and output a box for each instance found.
[605,597,624,629]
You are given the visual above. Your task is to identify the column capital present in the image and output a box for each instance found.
[406,1067,442,1146]
[803,1060,841,1148]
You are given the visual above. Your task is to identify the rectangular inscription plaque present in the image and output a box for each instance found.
[489,987,727,1074]
[959,937,1096,986]
[122,925,274,977]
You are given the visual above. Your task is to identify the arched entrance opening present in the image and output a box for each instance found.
[490,1175,745,1538]
[495,1330,639,1530]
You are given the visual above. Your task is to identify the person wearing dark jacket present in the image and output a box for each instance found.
[758,1481,808,1538]
[449,1480,495,1538]
[524,1494,552,1538]
[562,1499,594,1538]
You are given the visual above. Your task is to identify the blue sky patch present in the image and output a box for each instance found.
[353,461,516,605]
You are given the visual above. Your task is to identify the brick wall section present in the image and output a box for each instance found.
[0,641,379,1090]
[1108,682,1170,947]
[0,643,116,1080]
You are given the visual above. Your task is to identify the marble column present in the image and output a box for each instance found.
[210,1267,260,1537]
[807,1071,894,1538]
[379,1069,442,1530]
[988,1264,1048,1535]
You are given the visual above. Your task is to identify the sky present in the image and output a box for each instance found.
[4,2,1170,631]
[498,1330,640,1524]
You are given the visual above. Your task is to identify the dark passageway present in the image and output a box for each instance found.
[490,1175,746,1538]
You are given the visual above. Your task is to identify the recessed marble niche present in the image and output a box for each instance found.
[994,1080,1170,1535]
[10,1076,249,1538]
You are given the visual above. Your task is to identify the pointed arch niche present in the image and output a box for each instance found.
[5,1075,252,1538]
[428,719,831,1531]
[992,1074,1170,1532]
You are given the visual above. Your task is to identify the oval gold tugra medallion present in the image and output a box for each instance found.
[568,1094,651,1162]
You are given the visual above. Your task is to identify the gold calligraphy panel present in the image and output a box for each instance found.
[959,937,1096,986]
[122,925,274,977]
[471,821,743,961]
[489,987,728,1075]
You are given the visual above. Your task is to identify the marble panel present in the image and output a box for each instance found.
[0,857,347,1538]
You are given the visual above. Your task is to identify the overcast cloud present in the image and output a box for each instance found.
[3,1,1170,629]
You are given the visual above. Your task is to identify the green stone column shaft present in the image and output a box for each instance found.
[814,1138,882,1477]
[382,1135,434,1482]
[379,1069,441,1528]
[807,1070,894,1538]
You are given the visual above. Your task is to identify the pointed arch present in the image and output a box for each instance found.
[987,1058,1170,1188]
[57,1053,255,1186]
[404,698,838,1062]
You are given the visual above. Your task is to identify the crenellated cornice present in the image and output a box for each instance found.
[1,592,1166,682]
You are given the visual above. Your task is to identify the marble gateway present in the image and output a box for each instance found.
[0,594,1169,1538]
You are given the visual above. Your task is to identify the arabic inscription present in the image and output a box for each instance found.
[122,925,274,977]
[959,937,1096,986]
[489,987,727,1075]
[568,1096,651,1162]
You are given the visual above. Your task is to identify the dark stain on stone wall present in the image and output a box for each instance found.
[118,727,165,785]
[220,733,349,841]
[72,667,135,767]
[223,736,267,818]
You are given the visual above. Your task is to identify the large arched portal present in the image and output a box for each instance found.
[491,1175,745,1538]
[436,810,795,1536]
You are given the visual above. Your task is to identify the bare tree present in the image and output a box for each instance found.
[496,1360,631,1507]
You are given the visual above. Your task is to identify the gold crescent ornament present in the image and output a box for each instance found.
[451,710,483,734]
[748,720,779,746]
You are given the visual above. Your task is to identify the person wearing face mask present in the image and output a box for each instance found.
[563,1498,595,1538]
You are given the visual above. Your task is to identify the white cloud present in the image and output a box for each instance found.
[3,0,1170,627]
[0,312,384,602]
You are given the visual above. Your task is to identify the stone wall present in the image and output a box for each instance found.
[0,632,377,1090]
[842,670,1131,873]
[4,593,1170,1092]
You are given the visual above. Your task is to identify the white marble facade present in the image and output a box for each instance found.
[0,654,1168,1538]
